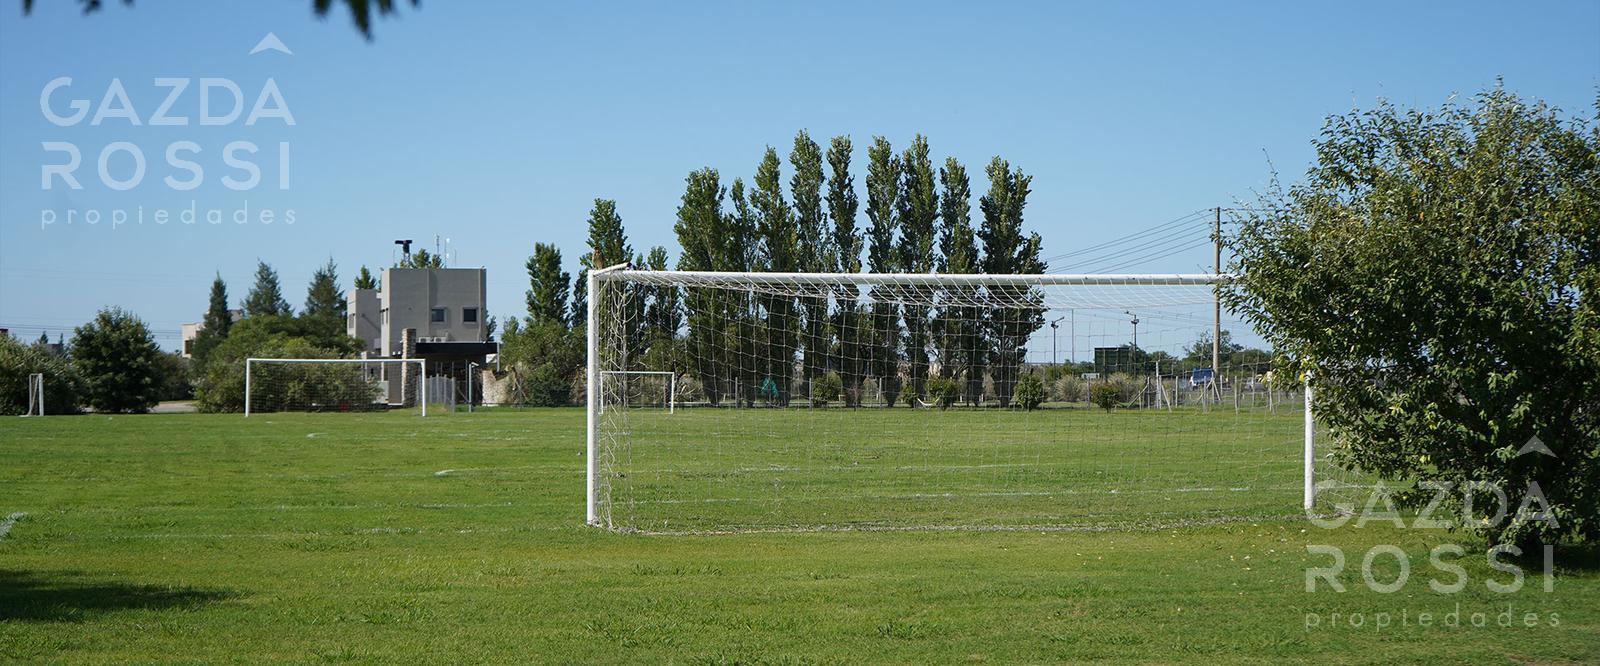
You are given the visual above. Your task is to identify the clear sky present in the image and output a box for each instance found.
[1,1,1596,352]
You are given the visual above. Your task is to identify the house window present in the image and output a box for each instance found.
[431,307,447,323]
[463,307,479,324]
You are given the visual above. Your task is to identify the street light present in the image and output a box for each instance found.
[1049,317,1064,366]
[1125,311,1140,373]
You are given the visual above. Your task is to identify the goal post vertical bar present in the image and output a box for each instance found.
[244,358,253,418]
[585,267,600,526]
[421,359,428,418]
[1303,374,1314,511]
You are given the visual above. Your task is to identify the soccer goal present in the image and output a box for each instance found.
[22,373,44,417]
[244,358,430,417]
[586,269,1337,533]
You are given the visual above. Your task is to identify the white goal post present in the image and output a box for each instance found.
[22,373,44,417]
[245,358,428,417]
[585,268,1321,531]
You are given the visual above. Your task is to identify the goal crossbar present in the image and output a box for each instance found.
[597,270,1228,287]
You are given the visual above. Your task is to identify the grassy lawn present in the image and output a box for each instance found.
[0,409,1595,663]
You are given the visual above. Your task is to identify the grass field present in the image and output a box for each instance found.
[1,409,1597,663]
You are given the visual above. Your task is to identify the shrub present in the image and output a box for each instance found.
[70,307,166,413]
[193,317,349,413]
[0,335,84,415]
[1014,373,1046,411]
[812,372,842,407]
[1053,375,1086,403]
[1090,382,1120,412]
[927,377,961,410]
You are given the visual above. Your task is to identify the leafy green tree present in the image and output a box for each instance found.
[70,307,165,413]
[243,261,293,318]
[641,246,683,370]
[397,248,444,269]
[865,136,903,406]
[790,130,830,399]
[353,265,377,290]
[525,243,571,329]
[24,0,419,40]
[936,157,985,405]
[1223,87,1599,548]
[576,198,637,341]
[301,258,346,343]
[0,333,84,415]
[191,314,363,413]
[826,135,866,405]
[675,168,731,405]
[898,135,939,401]
[1013,372,1046,411]
[1184,329,1244,367]
[190,274,232,365]
[497,319,583,407]
[978,156,1044,407]
[752,147,799,405]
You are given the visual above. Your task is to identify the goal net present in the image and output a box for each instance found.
[587,270,1352,533]
[245,358,433,416]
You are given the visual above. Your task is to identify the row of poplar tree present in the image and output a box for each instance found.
[514,131,1047,408]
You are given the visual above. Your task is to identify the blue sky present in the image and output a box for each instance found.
[1,1,1596,352]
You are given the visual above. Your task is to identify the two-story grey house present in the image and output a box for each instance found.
[348,267,496,405]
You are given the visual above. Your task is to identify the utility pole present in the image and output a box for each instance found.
[1213,206,1223,398]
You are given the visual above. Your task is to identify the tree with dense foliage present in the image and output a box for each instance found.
[1184,329,1244,367]
[752,147,799,405]
[1224,87,1599,548]
[69,307,165,413]
[898,135,939,401]
[0,333,84,415]
[301,258,346,342]
[978,156,1044,407]
[865,136,903,406]
[575,198,637,338]
[192,314,363,412]
[190,274,233,365]
[243,261,293,318]
[496,317,583,407]
[24,0,419,40]
[790,130,830,400]
[936,157,986,405]
[640,246,683,370]
[525,243,571,329]
[826,135,866,405]
[397,249,444,269]
[353,265,377,290]
[1013,372,1046,411]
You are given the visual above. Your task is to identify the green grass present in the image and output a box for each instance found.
[602,404,1313,532]
[1,409,1596,663]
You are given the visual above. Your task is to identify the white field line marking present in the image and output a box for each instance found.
[69,525,571,541]
[0,512,27,540]
[57,501,517,514]
[633,512,1309,536]
[624,485,1305,506]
